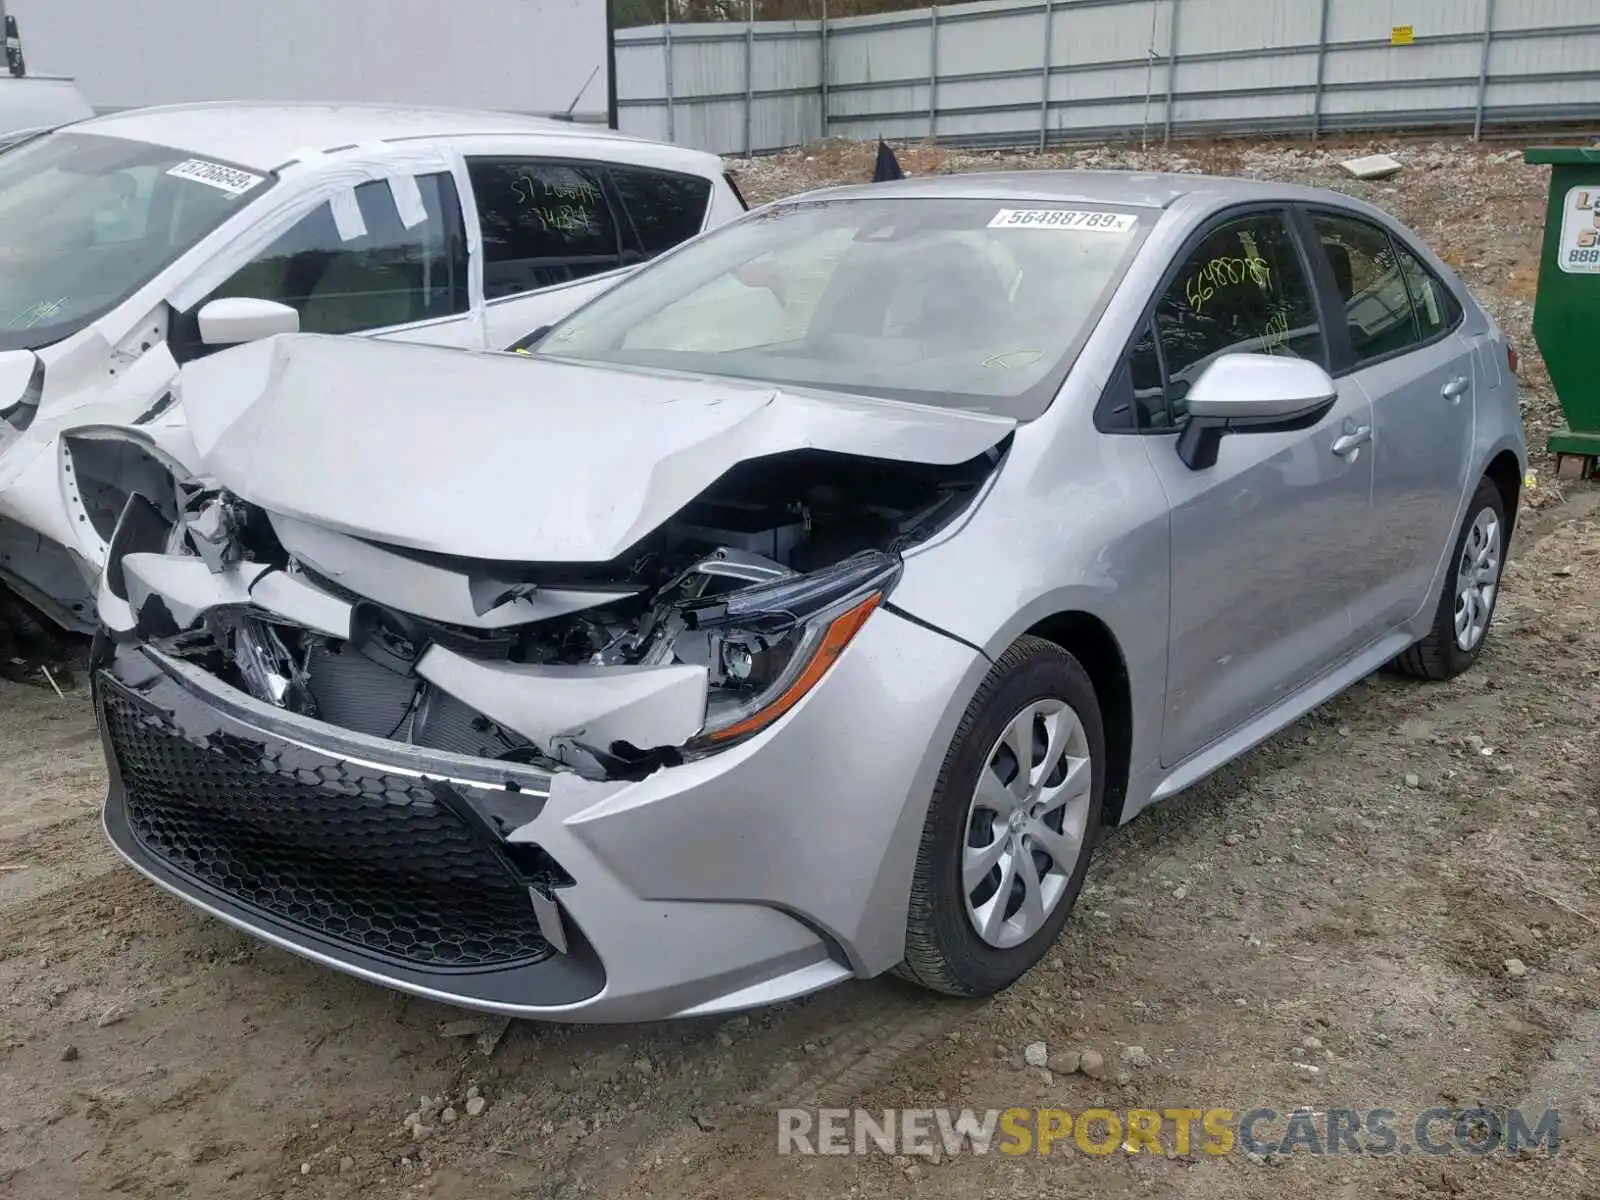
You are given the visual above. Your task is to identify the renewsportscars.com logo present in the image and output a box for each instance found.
[777,1106,1562,1158]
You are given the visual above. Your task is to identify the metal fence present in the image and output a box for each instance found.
[615,0,1600,155]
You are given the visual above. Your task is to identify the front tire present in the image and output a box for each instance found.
[1392,476,1507,681]
[898,636,1105,997]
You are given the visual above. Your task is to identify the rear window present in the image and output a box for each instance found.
[608,166,711,255]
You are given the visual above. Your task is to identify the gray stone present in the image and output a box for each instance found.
[1341,153,1404,180]
[1049,1050,1081,1075]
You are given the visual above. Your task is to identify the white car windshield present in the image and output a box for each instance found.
[534,196,1150,417]
[0,131,272,352]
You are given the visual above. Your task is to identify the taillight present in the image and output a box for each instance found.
[1507,341,1519,376]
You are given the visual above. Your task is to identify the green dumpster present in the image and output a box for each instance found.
[1524,146,1600,477]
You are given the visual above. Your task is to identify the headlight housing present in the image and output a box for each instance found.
[672,549,901,748]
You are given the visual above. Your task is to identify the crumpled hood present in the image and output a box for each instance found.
[179,334,1017,562]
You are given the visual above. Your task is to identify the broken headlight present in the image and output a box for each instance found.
[675,549,901,747]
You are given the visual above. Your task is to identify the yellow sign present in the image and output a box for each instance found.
[1391,25,1415,45]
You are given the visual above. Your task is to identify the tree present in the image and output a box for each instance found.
[612,0,937,27]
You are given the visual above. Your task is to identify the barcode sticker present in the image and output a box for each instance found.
[988,208,1137,233]
[165,159,264,196]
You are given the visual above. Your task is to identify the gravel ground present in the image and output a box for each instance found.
[1,136,1597,1200]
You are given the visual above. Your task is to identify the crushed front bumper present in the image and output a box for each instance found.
[94,604,985,1021]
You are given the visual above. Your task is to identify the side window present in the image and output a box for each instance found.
[207,173,467,336]
[1153,212,1326,424]
[467,158,622,299]
[606,165,711,257]
[1394,243,1461,340]
[1128,319,1169,428]
[1309,212,1420,364]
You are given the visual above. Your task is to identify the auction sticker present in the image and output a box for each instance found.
[1557,186,1600,274]
[166,159,264,197]
[989,208,1137,232]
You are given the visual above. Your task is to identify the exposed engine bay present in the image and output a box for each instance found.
[109,444,1005,781]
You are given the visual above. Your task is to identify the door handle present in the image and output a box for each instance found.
[1442,376,1471,402]
[1332,425,1372,457]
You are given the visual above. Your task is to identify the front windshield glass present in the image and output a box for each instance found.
[535,196,1151,417]
[0,131,272,351]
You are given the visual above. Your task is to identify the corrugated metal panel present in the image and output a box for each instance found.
[615,41,668,100]
[1047,2,1160,67]
[617,0,1600,154]
[1490,78,1600,109]
[830,22,936,85]
[1490,31,1600,78]
[828,84,933,120]
[1492,0,1599,33]
[938,9,1046,78]
[1327,0,1483,43]
[1173,0,1319,57]
[1324,43,1483,86]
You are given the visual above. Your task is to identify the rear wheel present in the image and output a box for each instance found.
[898,636,1104,997]
[1392,476,1506,681]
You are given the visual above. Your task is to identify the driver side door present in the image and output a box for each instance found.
[182,171,479,354]
[1135,208,1381,767]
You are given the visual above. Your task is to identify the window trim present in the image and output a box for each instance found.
[1094,202,1328,436]
[465,154,714,306]
[1295,202,1466,380]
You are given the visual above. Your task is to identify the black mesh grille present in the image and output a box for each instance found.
[102,690,552,970]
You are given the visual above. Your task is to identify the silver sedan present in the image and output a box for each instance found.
[93,171,1526,1020]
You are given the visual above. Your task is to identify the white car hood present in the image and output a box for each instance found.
[179,334,1017,563]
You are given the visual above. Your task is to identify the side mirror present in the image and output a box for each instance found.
[197,297,300,347]
[1176,353,1338,471]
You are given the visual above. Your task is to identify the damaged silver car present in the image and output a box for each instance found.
[93,174,1526,1020]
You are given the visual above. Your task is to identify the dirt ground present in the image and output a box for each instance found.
[2,136,1598,1199]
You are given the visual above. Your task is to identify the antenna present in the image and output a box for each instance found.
[561,64,603,121]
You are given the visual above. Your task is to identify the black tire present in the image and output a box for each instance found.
[1392,475,1507,681]
[897,636,1105,997]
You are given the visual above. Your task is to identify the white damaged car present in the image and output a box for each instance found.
[0,102,743,635]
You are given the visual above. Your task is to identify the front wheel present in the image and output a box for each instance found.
[1392,475,1507,681]
[897,636,1105,997]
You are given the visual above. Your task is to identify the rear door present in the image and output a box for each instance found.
[1125,207,1380,766]
[1301,207,1475,630]
[464,156,714,350]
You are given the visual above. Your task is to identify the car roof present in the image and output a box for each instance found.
[70,101,710,173]
[784,170,1348,212]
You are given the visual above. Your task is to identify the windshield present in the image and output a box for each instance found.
[0,131,272,352]
[534,195,1151,417]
